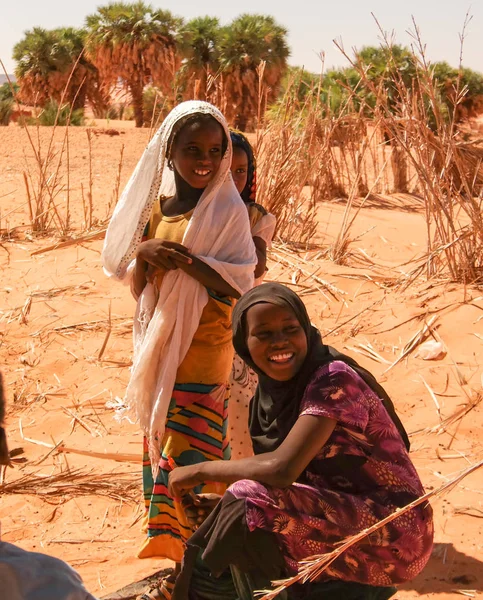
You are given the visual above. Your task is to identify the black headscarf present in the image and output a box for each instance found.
[230,130,256,203]
[232,282,410,455]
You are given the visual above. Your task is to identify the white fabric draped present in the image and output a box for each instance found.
[102,101,257,468]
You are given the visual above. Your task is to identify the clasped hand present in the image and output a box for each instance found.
[137,239,193,272]
[182,493,221,530]
[168,464,221,530]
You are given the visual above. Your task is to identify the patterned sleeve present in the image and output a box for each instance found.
[247,203,276,246]
[299,361,372,431]
[247,202,266,230]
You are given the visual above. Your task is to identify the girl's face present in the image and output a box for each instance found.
[171,118,224,189]
[231,146,249,195]
[246,303,308,381]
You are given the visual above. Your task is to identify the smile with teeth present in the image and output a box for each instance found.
[268,352,294,364]
[194,168,211,176]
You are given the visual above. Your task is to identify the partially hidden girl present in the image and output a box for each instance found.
[229,130,276,459]
[102,101,257,598]
[169,283,434,600]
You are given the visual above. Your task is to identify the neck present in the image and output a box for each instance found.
[162,172,205,217]
[174,171,204,205]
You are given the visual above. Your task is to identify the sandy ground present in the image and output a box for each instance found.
[0,123,482,599]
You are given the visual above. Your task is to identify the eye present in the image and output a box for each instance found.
[210,147,221,154]
[236,167,247,174]
[254,330,271,340]
[285,326,301,334]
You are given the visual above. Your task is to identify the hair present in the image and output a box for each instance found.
[166,113,228,161]
[229,130,256,202]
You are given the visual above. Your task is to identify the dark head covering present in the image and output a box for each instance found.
[233,282,410,455]
[230,130,256,203]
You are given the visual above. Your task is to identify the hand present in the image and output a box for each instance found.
[168,463,204,498]
[182,493,221,529]
[137,239,192,271]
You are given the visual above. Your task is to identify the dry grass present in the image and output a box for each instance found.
[331,17,483,284]
[252,21,483,281]
[0,467,140,503]
[0,60,127,239]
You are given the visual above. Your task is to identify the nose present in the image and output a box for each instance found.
[197,150,212,164]
[270,330,288,348]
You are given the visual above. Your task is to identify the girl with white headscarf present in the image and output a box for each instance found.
[102,101,257,589]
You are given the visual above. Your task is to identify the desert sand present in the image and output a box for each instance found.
[0,123,482,599]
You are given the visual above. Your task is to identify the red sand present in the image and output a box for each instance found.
[0,124,482,599]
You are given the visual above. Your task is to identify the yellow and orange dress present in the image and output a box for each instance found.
[139,201,234,561]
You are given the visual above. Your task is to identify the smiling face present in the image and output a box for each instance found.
[170,117,224,189]
[231,145,249,195]
[246,303,308,381]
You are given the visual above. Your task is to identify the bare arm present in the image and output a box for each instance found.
[175,255,240,299]
[130,239,193,299]
[253,236,267,279]
[168,414,336,497]
[131,256,148,299]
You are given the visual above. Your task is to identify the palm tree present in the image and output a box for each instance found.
[220,14,290,130]
[179,16,221,101]
[85,1,183,127]
[13,27,101,111]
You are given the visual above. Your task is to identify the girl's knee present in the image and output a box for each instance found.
[228,479,268,499]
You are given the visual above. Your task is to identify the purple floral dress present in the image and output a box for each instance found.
[229,361,434,586]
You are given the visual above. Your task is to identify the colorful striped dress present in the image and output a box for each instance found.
[138,201,234,562]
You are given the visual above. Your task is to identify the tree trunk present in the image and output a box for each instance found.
[130,80,144,128]
[391,144,409,193]
[72,81,87,112]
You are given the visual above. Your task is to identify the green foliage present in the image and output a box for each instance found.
[12,26,98,110]
[30,101,85,126]
[272,46,483,126]
[0,83,18,126]
[85,2,182,52]
[180,16,221,70]
[0,101,13,126]
[85,2,182,126]
[357,45,418,86]
[13,27,86,80]
[177,16,221,100]
[433,61,483,97]
[142,86,170,125]
[278,66,320,101]
[0,82,19,101]
[12,13,483,128]
[219,13,290,70]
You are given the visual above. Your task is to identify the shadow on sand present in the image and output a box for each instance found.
[399,542,483,596]
[101,543,483,599]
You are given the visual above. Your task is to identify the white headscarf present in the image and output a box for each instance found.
[102,101,257,468]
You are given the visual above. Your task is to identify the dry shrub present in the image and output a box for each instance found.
[254,69,390,251]
[255,22,483,281]
[333,18,483,284]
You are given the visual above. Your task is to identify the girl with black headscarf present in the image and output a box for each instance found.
[169,283,433,600]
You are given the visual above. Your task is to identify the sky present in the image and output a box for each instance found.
[1,0,482,76]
